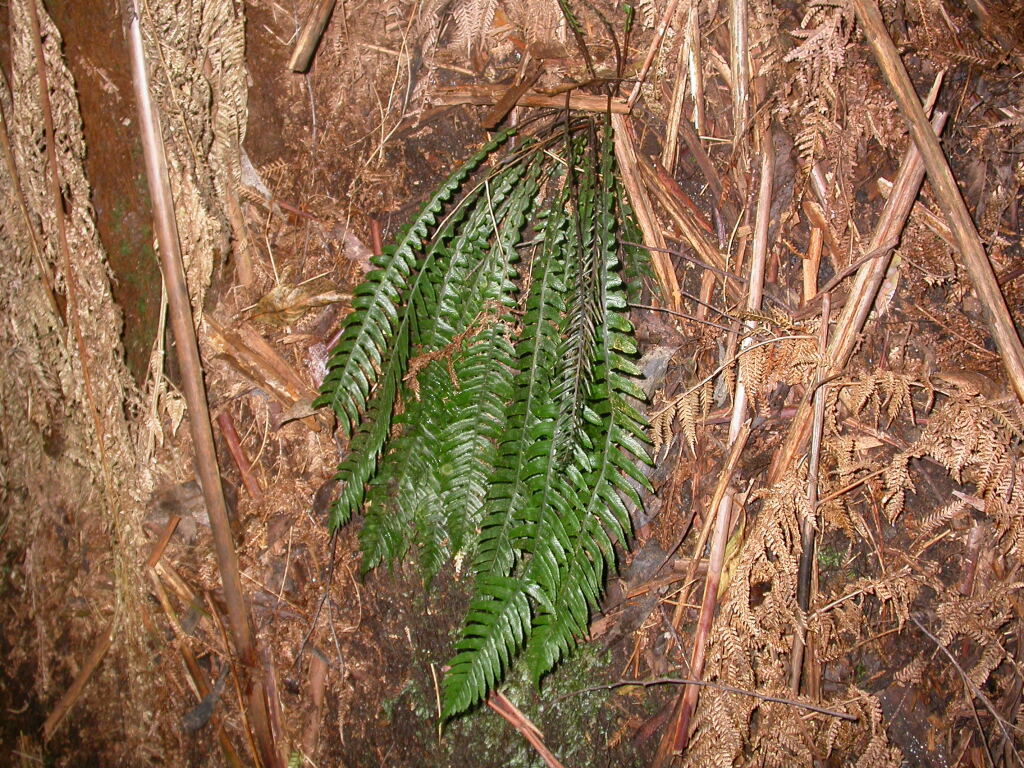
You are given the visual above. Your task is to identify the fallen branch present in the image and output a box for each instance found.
[433,85,629,115]
[561,677,858,722]
[853,0,1024,404]
[126,4,279,765]
[481,63,542,130]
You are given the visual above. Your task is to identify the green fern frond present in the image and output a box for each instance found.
[442,575,540,718]
[433,167,547,573]
[314,129,514,435]
[361,160,545,581]
[327,141,524,531]
[523,124,653,683]
[442,123,654,717]
[357,171,516,549]
[315,115,654,723]
[470,185,571,581]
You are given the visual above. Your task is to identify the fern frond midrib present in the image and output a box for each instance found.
[472,197,569,579]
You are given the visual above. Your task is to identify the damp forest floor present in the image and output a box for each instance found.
[4,0,1024,765]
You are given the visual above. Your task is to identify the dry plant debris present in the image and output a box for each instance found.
[1,0,1023,765]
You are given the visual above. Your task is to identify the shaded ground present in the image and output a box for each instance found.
[3,0,1024,765]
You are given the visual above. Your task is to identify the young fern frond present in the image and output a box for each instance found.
[314,129,514,436]
[316,115,653,723]
[359,161,528,569]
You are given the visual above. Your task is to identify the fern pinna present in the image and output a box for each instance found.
[315,115,652,719]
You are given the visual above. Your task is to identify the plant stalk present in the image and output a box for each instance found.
[125,4,279,766]
[853,0,1024,404]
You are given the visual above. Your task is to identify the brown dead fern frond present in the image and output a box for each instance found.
[681,472,904,766]
[450,0,501,57]
[990,495,1024,555]
[893,653,928,687]
[931,580,1024,696]
[912,497,969,543]
[884,393,1024,521]
[831,371,918,429]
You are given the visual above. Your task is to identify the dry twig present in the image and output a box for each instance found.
[126,4,279,765]
[486,691,566,768]
[562,677,858,721]
[853,0,1024,404]
[289,0,338,73]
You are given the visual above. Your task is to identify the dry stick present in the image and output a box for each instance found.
[796,238,900,316]
[802,226,823,302]
[206,589,264,767]
[660,128,776,762]
[434,86,629,115]
[876,177,955,249]
[261,647,290,768]
[627,0,683,109]
[649,157,715,234]
[563,677,857,721]
[685,3,706,139]
[612,113,683,312]
[42,626,114,741]
[852,0,1024,405]
[487,692,567,768]
[667,420,753,635]
[288,0,337,73]
[125,6,279,767]
[768,104,948,485]
[300,649,329,755]
[359,43,476,77]
[216,410,264,501]
[146,515,182,568]
[661,21,690,175]
[788,293,831,693]
[729,0,750,154]
[673,108,737,229]
[632,153,740,304]
[481,63,543,131]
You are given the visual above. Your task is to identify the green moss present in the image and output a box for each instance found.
[817,546,843,569]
